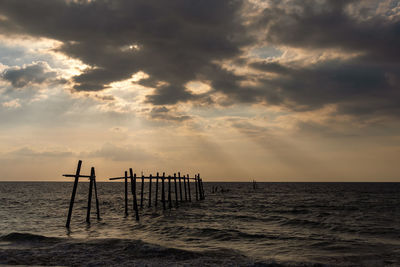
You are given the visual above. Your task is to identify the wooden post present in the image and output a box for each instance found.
[86,167,94,223]
[124,171,128,216]
[187,174,191,202]
[148,174,152,208]
[140,174,144,208]
[174,173,178,207]
[66,160,82,228]
[183,175,188,201]
[168,175,172,209]
[161,172,166,210]
[195,175,199,201]
[199,174,205,200]
[93,172,100,220]
[129,169,139,221]
[178,172,183,202]
[155,172,159,207]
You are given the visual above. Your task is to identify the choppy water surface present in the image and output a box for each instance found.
[1,182,400,266]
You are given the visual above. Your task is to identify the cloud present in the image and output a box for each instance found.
[149,106,191,122]
[0,0,251,104]
[1,61,64,88]
[254,0,400,61]
[251,58,400,116]
[0,0,399,121]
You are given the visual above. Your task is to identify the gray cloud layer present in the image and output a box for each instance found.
[2,62,62,88]
[0,0,399,118]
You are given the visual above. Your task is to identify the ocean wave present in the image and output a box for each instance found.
[0,232,61,243]
[0,233,282,266]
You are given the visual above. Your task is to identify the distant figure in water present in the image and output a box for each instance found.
[212,185,230,193]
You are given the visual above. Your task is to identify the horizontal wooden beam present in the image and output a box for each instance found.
[63,174,92,178]
[109,176,198,180]
[109,177,125,180]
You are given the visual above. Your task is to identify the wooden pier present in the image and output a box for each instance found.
[62,160,205,227]
[108,170,205,220]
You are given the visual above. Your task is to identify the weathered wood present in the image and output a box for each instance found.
[168,175,172,209]
[125,171,128,216]
[148,174,152,208]
[195,175,199,201]
[187,174,191,202]
[86,167,94,223]
[199,174,205,200]
[129,169,139,221]
[155,172,159,207]
[178,172,183,202]
[140,174,144,208]
[66,160,82,228]
[161,172,166,210]
[63,174,91,178]
[109,176,125,180]
[93,171,101,219]
[183,175,188,201]
[174,173,178,207]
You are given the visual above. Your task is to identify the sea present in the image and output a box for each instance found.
[0,182,399,266]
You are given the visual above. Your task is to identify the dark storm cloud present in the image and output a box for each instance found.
[252,59,400,116]
[0,0,251,104]
[255,0,400,61]
[1,62,63,88]
[0,0,399,118]
[248,0,400,116]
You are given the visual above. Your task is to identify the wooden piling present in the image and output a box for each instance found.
[155,172,159,207]
[195,175,199,201]
[199,174,205,200]
[183,175,188,201]
[148,174,152,208]
[168,175,172,209]
[93,171,100,220]
[178,172,183,202]
[86,167,94,223]
[187,174,191,202]
[125,171,128,216]
[161,172,166,210]
[129,169,139,221]
[174,173,178,207]
[66,160,82,228]
[140,174,144,208]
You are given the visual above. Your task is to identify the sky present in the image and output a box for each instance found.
[0,0,399,181]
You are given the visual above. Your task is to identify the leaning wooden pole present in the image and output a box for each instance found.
[129,169,139,221]
[199,174,205,200]
[155,172,159,207]
[187,174,191,202]
[168,175,172,209]
[66,160,82,228]
[140,174,144,208]
[86,167,95,223]
[148,174,152,208]
[174,173,178,207]
[124,171,128,216]
[178,172,183,202]
[195,175,199,201]
[93,173,101,220]
[161,172,166,210]
[183,175,188,201]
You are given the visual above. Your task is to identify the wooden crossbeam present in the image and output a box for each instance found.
[109,175,197,180]
[63,174,92,178]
